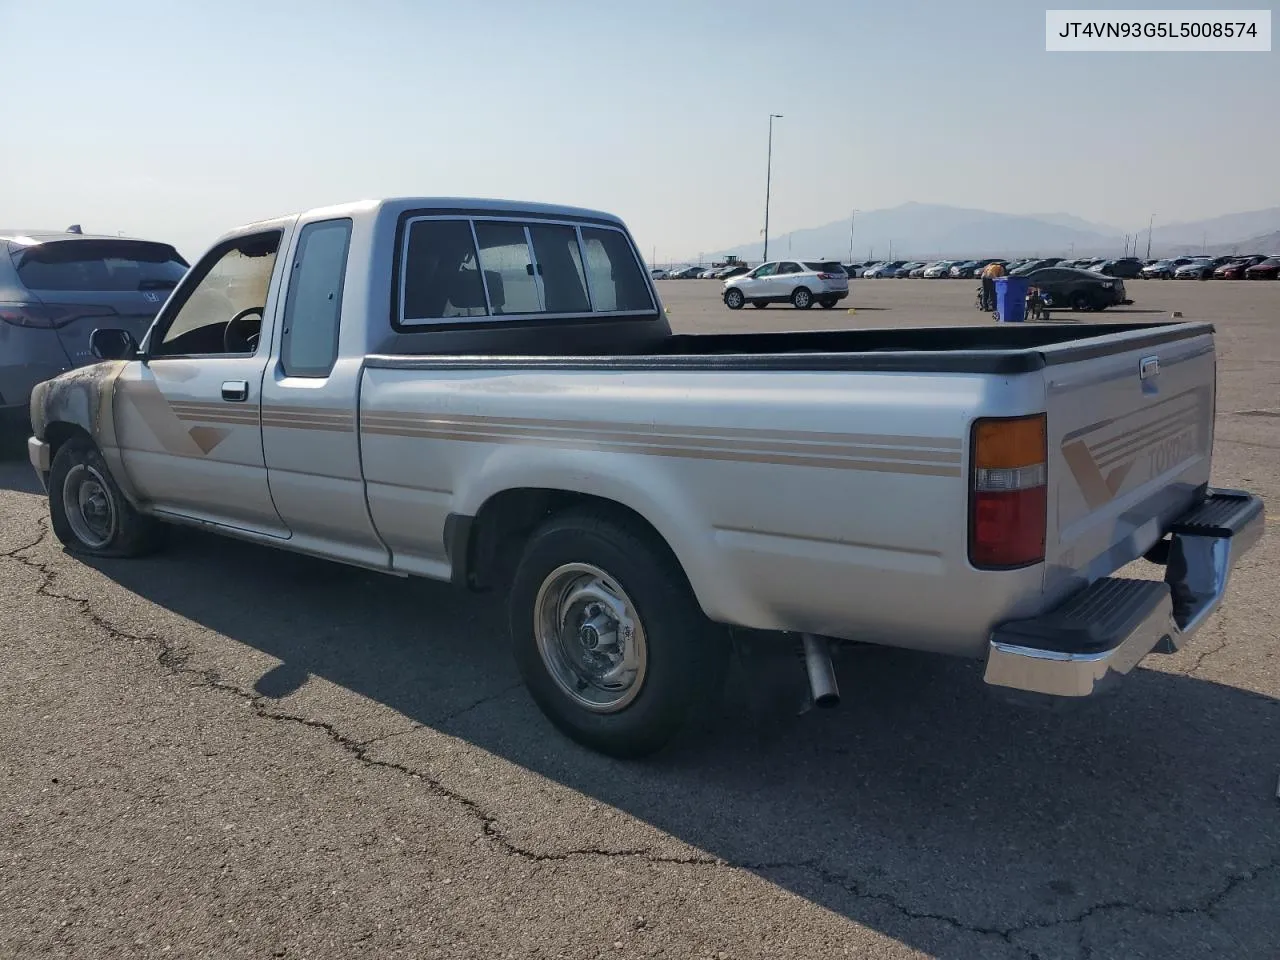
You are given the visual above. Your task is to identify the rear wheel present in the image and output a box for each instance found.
[791,287,813,310]
[48,438,164,558]
[1070,292,1091,311]
[509,509,729,758]
[723,288,745,310]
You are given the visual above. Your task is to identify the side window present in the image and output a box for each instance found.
[152,232,280,357]
[579,228,652,313]
[753,262,778,278]
[280,219,351,378]
[402,219,487,321]
[475,221,542,315]
[779,262,801,275]
[528,224,590,313]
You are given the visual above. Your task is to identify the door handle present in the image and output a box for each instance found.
[221,380,249,402]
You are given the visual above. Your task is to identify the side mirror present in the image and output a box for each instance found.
[89,328,140,361]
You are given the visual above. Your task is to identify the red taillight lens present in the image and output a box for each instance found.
[971,486,1047,567]
[0,302,118,329]
[969,415,1047,569]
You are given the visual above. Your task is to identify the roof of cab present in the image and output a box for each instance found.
[298,197,626,225]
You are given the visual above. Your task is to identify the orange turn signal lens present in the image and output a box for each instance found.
[973,415,1047,470]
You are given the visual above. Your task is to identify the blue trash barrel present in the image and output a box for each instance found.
[994,275,1030,323]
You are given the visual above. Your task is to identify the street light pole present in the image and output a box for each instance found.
[847,209,858,263]
[762,114,783,261]
[1146,213,1155,259]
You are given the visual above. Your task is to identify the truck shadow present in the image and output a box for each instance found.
[85,529,1279,958]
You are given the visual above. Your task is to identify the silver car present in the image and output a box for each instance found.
[0,229,187,428]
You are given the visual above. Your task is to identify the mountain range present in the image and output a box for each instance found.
[706,203,1280,263]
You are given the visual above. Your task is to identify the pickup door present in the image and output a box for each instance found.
[1042,326,1215,603]
[113,230,289,536]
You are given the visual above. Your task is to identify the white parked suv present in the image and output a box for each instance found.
[722,260,849,310]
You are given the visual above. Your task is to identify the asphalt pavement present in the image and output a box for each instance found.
[1,278,1276,959]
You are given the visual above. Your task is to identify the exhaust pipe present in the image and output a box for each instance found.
[801,633,840,708]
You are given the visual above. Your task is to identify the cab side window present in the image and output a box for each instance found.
[280,219,352,378]
[151,232,280,357]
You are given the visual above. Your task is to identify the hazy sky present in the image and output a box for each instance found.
[2,0,1276,261]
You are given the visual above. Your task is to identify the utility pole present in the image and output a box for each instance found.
[1146,214,1155,259]
[762,114,783,261]
[847,209,858,263]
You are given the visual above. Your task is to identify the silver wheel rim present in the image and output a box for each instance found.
[795,290,810,307]
[727,291,742,307]
[62,463,116,549]
[533,563,648,713]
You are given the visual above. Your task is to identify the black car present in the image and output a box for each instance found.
[1025,267,1125,311]
[1094,257,1144,279]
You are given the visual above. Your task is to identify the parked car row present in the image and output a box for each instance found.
[654,264,750,281]
[1142,254,1278,280]
[724,254,1280,282]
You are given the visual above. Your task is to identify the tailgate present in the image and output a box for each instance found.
[1042,325,1216,596]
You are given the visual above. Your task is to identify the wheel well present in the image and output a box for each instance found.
[44,421,92,460]
[452,489,678,592]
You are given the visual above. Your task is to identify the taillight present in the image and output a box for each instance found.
[0,302,118,329]
[969,414,1047,569]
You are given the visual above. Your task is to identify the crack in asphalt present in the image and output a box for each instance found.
[755,855,1280,959]
[5,518,1278,954]
[2,524,721,874]
[1184,607,1237,678]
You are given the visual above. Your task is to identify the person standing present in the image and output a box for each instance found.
[980,260,1006,311]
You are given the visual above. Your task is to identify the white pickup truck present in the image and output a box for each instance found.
[27,197,1264,757]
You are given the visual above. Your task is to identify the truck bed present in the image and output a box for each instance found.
[369,321,1209,374]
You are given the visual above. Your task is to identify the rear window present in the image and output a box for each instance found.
[803,261,844,273]
[14,240,188,292]
[399,216,653,324]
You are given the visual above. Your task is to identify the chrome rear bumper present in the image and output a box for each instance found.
[984,489,1265,698]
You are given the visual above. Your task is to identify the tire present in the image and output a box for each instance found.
[752,300,768,309]
[1070,292,1091,312]
[791,287,813,310]
[819,298,837,309]
[509,508,729,758]
[723,288,744,310]
[48,438,164,558]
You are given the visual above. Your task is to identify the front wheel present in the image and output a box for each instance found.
[791,287,813,310]
[48,438,164,557]
[723,288,745,310]
[509,509,729,758]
